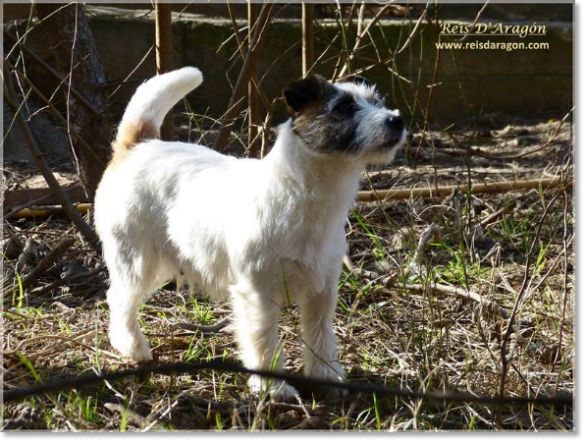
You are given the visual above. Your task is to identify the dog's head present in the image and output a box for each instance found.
[283,74,407,163]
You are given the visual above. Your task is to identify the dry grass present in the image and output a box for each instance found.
[2,118,574,431]
[2,1,573,431]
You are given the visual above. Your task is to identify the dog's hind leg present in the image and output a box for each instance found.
[104,245,165,363]
[231,282,299,401]
[107,282,153,362]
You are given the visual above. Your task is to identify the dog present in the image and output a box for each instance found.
[94,67,407,400]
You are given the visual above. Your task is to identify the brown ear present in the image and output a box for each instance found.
[338,75,377,91]
[283,75,330,113]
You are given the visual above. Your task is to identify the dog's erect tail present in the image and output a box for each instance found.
[112,67,203,156]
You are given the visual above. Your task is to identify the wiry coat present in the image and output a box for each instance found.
[95,67,406,399]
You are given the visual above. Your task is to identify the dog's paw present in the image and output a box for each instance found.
[110,329,153,363]
[248,375,299,402]
[305,361,348,399]
[269,381,300,403]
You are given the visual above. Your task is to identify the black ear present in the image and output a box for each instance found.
[338,75,377,90]
[283,75,330,113]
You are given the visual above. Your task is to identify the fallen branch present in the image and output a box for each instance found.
[388,282,510,320]
[5,204,91,220]
[30,264,106,297]
[17,237,76,293]
[172,317,231,334]
[2,359,572,406]
[5,177,568,220]
[3,186,88,211]
[344,257,509,320]
[356,177,568,202]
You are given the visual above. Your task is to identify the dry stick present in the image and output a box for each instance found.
[446,108,574,162]
[389,282,509,320]
[247,2,260,157]
[3,184,86,209]
[172,317,231,334]
[155,1,174,141]
[3,359,572,406]
[213,2,274,152]
[6,178,569,220]
[4,30,101,119]
[30,264,106,297]
[497,190,562,424]
[224,3,272,158]
[555,165,572,370]
[302,3,314,77]
[3,67,100,250]
[3,194,63,221]
[479,200,517,229]
[356,177,568,202]
[17,237,76,292]
[337,3,394,78]
[345,259,510,320]
[225,3,271,112]
[5,204,90,220]
[455,0,490,43]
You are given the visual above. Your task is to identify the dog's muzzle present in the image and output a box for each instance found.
[382,115,406,146]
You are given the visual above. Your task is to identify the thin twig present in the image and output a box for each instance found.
[16,237,76,293]
[172,317,231,334]
[344,259,510,320]
[4,29,102,119]
[213,2,274,152]
[30,264,106,297]
[497,189,562,422]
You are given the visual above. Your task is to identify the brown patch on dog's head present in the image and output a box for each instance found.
[283,75,335,114]
[283,74,406,161]
[108,119,159,169]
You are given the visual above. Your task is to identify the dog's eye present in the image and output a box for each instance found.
[333,98,358,116]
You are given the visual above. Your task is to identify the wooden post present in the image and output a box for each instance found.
[155,1,174,141]
[302,3,314,77]
[247,2,260,157]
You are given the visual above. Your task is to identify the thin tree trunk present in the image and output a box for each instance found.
[4,66,101,249]
[302,3,314,77]
[35,3,112,202]
[155,1,174,141]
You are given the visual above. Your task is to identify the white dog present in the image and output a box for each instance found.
[94,67,406,400]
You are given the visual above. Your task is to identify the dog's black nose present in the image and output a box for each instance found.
[385,115,404,133]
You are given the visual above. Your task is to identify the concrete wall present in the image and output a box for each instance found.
[6,4,573,123]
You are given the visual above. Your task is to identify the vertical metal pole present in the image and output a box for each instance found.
[155,1,174,141]
[302,3,314,77]
[247,1,260,156]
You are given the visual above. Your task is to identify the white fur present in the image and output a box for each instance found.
[117,67,202,137]
[95,68,405,400]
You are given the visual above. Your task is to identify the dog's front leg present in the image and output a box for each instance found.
[231,284,298,401]
[300,281,347,398]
